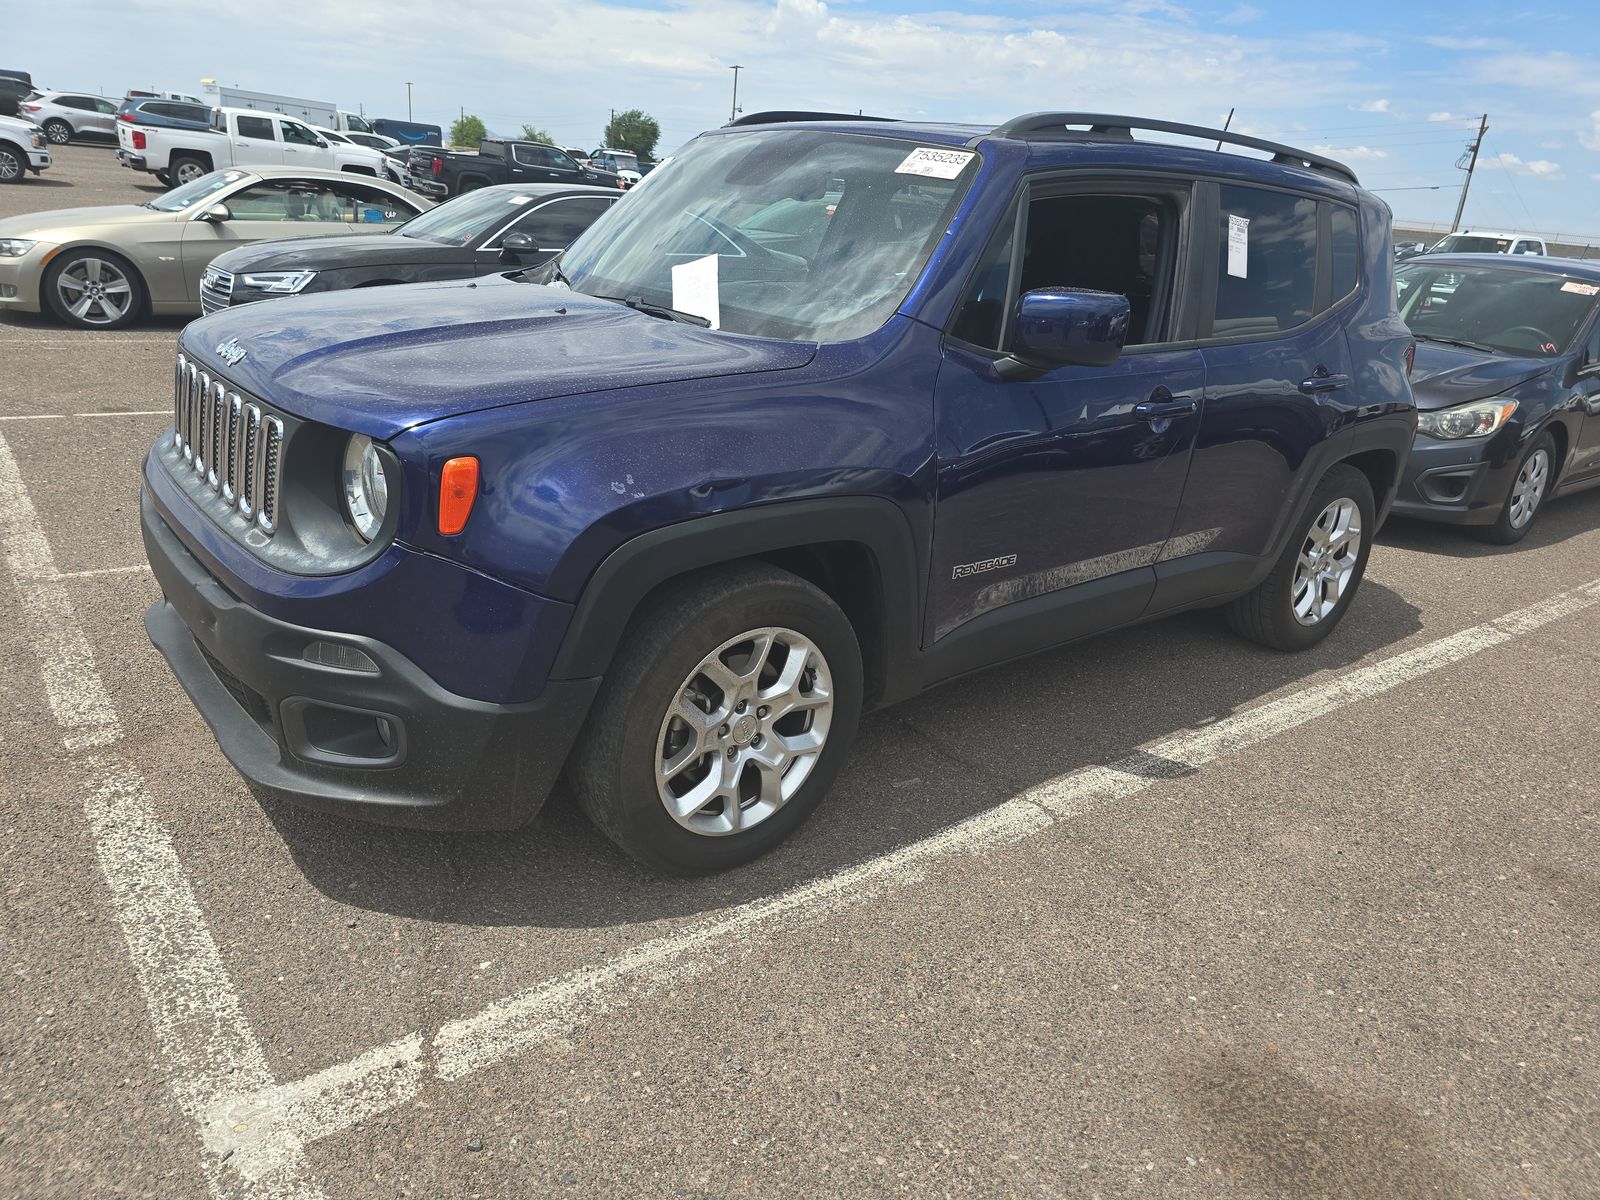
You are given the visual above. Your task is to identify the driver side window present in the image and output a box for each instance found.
[279,120,321,147]
[949,187,1181,351]
[224,182,340,222]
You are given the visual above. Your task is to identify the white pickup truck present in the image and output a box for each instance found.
[116,106,388,187]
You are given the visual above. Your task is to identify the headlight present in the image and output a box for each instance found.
[1417,398,1519,440]
[0,239,37,258]
[341,435,389,541]
[240,270,318,294]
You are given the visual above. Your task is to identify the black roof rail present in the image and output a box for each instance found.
[724,110,894,128]
[981,112,1359,185]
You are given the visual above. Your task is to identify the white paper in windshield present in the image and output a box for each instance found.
[507,194,533,204]
[671,253,720,329]
[895,147,974,179]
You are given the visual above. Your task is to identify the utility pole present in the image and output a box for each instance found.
[1451,113,1489,232]
[405,82,413,121]
[729,65,743,123]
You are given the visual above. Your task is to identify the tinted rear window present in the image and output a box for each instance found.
[1213,184,1318,337]
[1330,204,1360,300]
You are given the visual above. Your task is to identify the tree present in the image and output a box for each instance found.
[603,109,662,161]
[449,114,487,147]
[520,124,554,144]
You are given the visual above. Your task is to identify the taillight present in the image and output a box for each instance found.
[432,157,442,177]
[1405,340,1416,378]
[132,131,146,150]
[21,103,40,112]
[118,112,135,122]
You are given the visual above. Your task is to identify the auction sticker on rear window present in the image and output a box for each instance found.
[895,147,975,179]
[1560,281,1599,296]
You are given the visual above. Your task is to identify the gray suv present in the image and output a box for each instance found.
[23,91,118,144]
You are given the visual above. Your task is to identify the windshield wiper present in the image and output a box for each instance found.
[594,294,711,327]
[1415,333,1496,353]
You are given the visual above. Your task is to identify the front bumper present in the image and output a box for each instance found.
[0,250,47,311]
[27,146,49,171]
[1390,428,1520,525]
[141,487,600,830]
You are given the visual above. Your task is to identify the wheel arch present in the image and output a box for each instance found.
[549,497,925,708]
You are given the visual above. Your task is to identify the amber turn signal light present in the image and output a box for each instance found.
[438,456,479,535]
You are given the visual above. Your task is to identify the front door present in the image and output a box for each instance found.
[180,178,355,300]
[928,180,1205,645]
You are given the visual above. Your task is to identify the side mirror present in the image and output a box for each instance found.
[998,288,1130,379]
[200,203,231,223]
[314,136,328,148]
[499,232,535,263]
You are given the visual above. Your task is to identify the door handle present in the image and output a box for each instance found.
[1134,395,1198,420]
[1299,369,1350,395]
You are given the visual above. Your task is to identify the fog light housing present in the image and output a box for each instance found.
[0,284,17,299]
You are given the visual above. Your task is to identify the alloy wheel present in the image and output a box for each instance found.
[174,161,206,185]
[655,626,834,837]
[0,149,19,181]
[1508,448,1550,529]
[1292,497,1362,626]
[55,257,134,326]
[44,121,70,145]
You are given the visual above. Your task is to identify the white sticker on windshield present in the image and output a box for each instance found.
[671,253,720,329]
[507,194,533,204]
[894,147,975,180]
[1561,281,1599,296]
[1227,214,1249,279]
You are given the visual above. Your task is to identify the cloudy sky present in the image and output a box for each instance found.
[22,0,1600,233]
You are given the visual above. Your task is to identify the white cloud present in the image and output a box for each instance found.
[1581,110,1600,151]
[1427,111,1456,122]
[1220,3,1262,23]
[1424,35,1500,51]
[1492,151,1562,179]
[1314,144,1388,161]
[1352,98,1390,113]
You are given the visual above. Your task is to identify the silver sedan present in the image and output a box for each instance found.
[0,166,431,329]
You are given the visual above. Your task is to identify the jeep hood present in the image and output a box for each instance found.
[1409,341,1557,412]
[179,274,817,439]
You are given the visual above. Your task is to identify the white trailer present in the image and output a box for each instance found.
[205,86,374,135]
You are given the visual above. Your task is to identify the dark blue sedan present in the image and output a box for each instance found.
[1392,254,1600,543]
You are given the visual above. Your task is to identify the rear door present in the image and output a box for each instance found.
[927,175,1206,645]
[1165,182,1357,590]
[510,143,565,182]
[230,114,283,166]
[86,97,117,136]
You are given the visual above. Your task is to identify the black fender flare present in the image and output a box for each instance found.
[548,496,926,705]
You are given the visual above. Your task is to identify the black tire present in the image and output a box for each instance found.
[154,170,172,187]
[1475,431,1556,546]
[0,141,26,183]
[42,248,147,330]
[168,155,209,187]
[458,175,487,192]
[42,118,71,145]
[1227,463,1376,651]
[569,564,864,875]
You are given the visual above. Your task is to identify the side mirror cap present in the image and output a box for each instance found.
[200,203,231,223]
[997,288,1130,379]
[499,231,535,262]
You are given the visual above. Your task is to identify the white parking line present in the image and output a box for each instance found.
[0,410,169,421]
[0,429,321,1200]
[47,564,152,580]
[6,414,1600,1194]
[214,571,1600,1177]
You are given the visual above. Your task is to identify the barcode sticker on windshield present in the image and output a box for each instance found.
[1227,214,1249,279]
[895,147,975,179]
[1561,281,1599,296]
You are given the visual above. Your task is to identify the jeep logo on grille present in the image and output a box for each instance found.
[215,338,247,367]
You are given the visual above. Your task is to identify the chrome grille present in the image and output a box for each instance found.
[171,353,284,534]
[200,267,234,315]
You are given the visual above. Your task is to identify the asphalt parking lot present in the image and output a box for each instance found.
[2,143,1598,1199]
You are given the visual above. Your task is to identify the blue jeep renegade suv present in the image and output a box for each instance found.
[141,111,1416,874]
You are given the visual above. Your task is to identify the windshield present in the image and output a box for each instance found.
[551,129,977,342]
[1430,234,1512,255]
[344,114,372,134]
[397,188,537,246]
[1397,263,1599,355]
[147,168,248,212]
